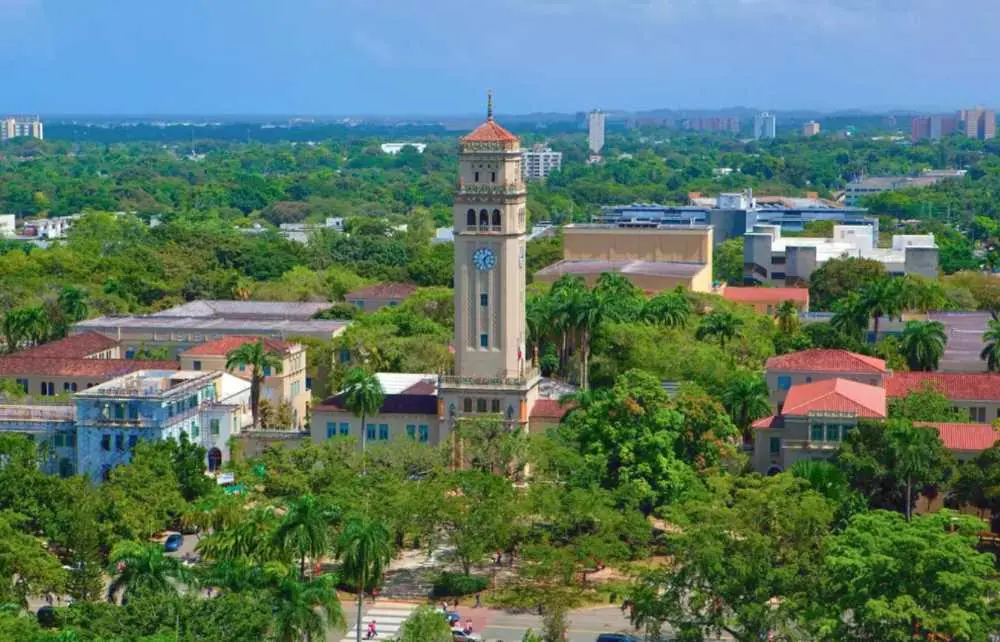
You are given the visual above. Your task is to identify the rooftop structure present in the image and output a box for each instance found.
[345,283,418,312]
[380,142,427,155]
[720,286,810,313]
[179,335,294,357]
[522,145,562,180]
[1,115,43,141]
[885,372,1000,402]
[845,171,966,206]
[766,349,887,374]
[744,224,938,286]
[914,422,1000,453]
[150,300,333,320]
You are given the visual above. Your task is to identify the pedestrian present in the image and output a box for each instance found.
[494,549,502,566]
[366,619,377,639]
[463,620,473,635]
[474,592,481,608]
[453,598,460,609]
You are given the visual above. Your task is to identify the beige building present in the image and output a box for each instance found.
[534,224,714,293]
[765,349,890,407]
[345,283,417,312]
[179,336,310,430]
[1,116,43,141]
[802,121,821,137]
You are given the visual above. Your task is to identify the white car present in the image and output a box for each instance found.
[451,629,482,642]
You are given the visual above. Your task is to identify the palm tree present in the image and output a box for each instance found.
[336,516,393,642]
[593,272,643,323]
[571,289,603,390]
[225,338,284,430]
[790,459,850,503]
[830,292,868,341]
[641,292,691,328]
[106,541,193,603]
[526,294,551,366]
[23,306,51,346]
[981,318,1000,372]
[398,605,453,642]
[341,368,385,468]
[887,423,941,521]
[270,569,345,642]
[774,300,799,335]
[550,275,587,374]
[720,371,771,441]
[57,285,88,323]
[860,277,904,340]
[899,320,947,372]
[196,505,282,565]
[275,494,339,579]
[695,311,743,349]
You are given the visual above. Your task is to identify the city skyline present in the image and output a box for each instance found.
[2,0,1000,115]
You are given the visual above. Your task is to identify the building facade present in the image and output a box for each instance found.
[802,121,821,137]
[522,145,563,180]
[1,116,43,141]
[960,107,996,141]
[753,112,777,140]
[587,110,606,155]
[344,283,417,312]
[682,117,740,133]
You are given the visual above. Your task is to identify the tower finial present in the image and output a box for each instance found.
[487,89,494,121]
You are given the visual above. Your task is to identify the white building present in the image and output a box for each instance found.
[0,215,15,238]
[1,116,43,141]
[588,110,606,155]
[754,112,777,140]
[380,142,427,155]
[522,145,562,179]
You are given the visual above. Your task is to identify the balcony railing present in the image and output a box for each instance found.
[457,184,526,197]
[439,368,539,390]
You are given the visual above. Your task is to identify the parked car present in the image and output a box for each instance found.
[164,533,183,552]
[36,606,58,628]
[451,630,482,642]
[596,635,643,642]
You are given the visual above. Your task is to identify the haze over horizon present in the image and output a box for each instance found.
[2,0,997,116]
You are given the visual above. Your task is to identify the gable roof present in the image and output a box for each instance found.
[345,283,418,301]
[12,332,119,360]
[531,398,570,420]
[915,422,1000,452]
[722,287,809,305]
[180,336,294,358]
[317,372,438,416]
[462,119,518,144]
[782,378,887,418]
[0,357,177,379]
[885,372,1000,402]
[766,349,888,374]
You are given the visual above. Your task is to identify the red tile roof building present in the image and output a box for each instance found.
[722,286,810,313]
[181,335,294,357]
[11,332,119,360]
[766,349,888,374]
[461,119,519,144]
[0,358,177,378]
[915,422,1000,453]
[782,378,887,418]
[885,372,1000,402]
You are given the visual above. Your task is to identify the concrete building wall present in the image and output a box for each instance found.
[904,246,940,278]
[232,430,308,460]
[533,266,712,293]
[563,226,712,264]
[744,231,778,282]
[311,408,441,447]
[784,246,818,285]
[344,295,404,313]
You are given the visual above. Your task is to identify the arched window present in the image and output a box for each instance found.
[491,171,496,182]
[466,209,476,226]
[492,209,501,227]
[207,448,223,472]
[474,171,480,182]
[479,209,489,226]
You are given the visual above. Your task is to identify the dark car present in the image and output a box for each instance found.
[36,606,58,628]
[164,533,183,552]
[596,635,642,642]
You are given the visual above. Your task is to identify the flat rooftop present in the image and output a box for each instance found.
[151,300,333,320]
[74,316,350,337]
[76,370,217,399]
[536,259,706,278]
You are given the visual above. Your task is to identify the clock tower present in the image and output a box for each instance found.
[438,92,539,436]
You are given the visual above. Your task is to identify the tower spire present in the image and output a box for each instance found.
[487,89,494,121]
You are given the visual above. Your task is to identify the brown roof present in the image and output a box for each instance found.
[345,283,418,301]
[782,378,887,418]
[886,372,1000,402]
[531,399,570,420]
[722,287,809,305]
[462,119,518,143]
[536,260,705,279]
[319,383,438,416]
[0,358,178,378]
[915,422,1000,452]
[13,332,119,360]
[766,349,888,374]
[180,336,294,357]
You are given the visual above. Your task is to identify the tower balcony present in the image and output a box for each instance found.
[438,368,540,392]
[456,183,527,199]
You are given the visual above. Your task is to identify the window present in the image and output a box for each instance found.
[971,407,987,423]
[15,379,27,393]
[492,209,501,227]
[339,422,350,436]
[491,399,501,413]
[263,366,272,377]
[491,171,496,182]
[777,375,791,391]
[114,434,125,451]
[210,419,220,436]
[54,434,65,448]
[480,209,489,226]
[378,424,389,440]
[128,404,138,420]
[188,395,197,409]
[63,382,71,392]
[466,209,476,226]
[125,349,135,359]
[480,334,488,348]
[842,425,854,440]
[366,424,376,440]
[406,424,416,439]
[191,422,200,438]
[418,425,429,443]
[291,381,301,396]
[127,435,138,450]
[192,360,201,371]
[327,421,337,439]
[70,383,77,392]
[769,437,781,454]
[474,171,480,182]
[772,272,786,280]
[826,425,840,442]
[810,424,824,442]
[805,376,813,383]
[476,398,487,413]
[480,293,488,306]
[66,433,76,448]
[114,403,125,420]
[463,398,473,412]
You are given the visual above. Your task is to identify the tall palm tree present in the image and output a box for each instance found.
[720,371,771,441]
[274,494,339,579]
[336,516,393,642]
[550,275,587,374]
[270,569,345,642]
[981,318,1000,372]
[774,300,799,335]
[830,292,868,341]
[887,423,941,521]
[341,368,385,467]
[225,338,285,430]
[790,459,851,503]
[526,294,551,366]
[860,277,904,340]
[571,289,603,390]
[57,285,88,323]
[196,505,283,565]
[593,272,643,323]
[2,308,29,353]
[899,320,947,372]
[695,311,743,349]
[641,292,691,328]
[106,541,193,603]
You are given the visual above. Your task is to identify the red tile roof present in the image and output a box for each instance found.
[783,378,887,418]
[886,372,1000,402]
[766,349,888,374]
[531,399,570,420]
[12,332,119,360]
[345,283,418,301]
[722,287,809,305]
[0,358,177,378]
[180,336,293,357]
[462,119,519,143]
[915,422,1000,452]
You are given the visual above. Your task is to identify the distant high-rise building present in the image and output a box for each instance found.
[753,112,777,140]
[960,106,996,140]
[522,144,562,180]
[587,110,606,155]
[802,121,821,137]
[682,117,740,133]
[911,115,958,142]
[1,116,43,141]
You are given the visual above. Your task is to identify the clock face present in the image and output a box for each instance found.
[472,247,497,271]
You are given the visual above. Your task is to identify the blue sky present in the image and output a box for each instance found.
[1,0,997,115]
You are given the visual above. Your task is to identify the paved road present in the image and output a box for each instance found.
[453,605,650,642]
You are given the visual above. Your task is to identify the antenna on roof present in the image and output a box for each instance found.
[487,89,494,121]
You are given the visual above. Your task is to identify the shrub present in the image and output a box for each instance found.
[432,572,488,597]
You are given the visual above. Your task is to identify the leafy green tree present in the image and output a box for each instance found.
[225,338,284,430]
[106,541,192,603]
[981,317,1000,372]
[695,310,743,349]
[830,292,869,341]
[818,511,1000,641]
[888,382,969,421]
[336,516,392,642]
[809,257,888,311]
[774,299,799,335]
[0,511,65,608]
[720,370,771,440]
[341,367,385,466]
[641,291,691,328]
[196,506,283,565]
[455,415,528,480]
[274,494,338,579]
[397,605,452,642]
[899,320,947,371]
[102,442,188,541]
[441,470,518,575]
[713,237,745,286]
[953,442,1000,527]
